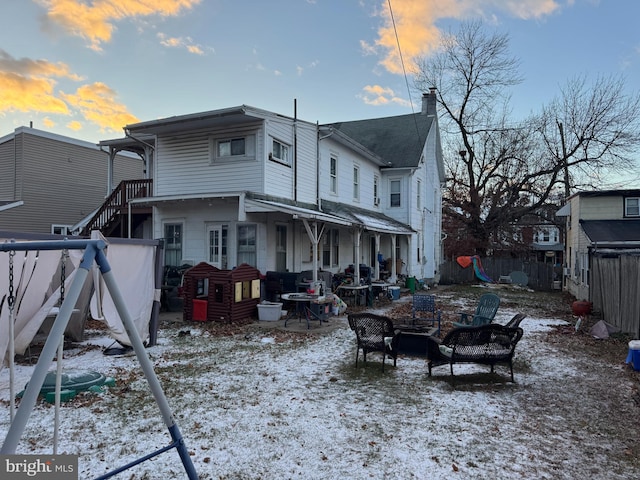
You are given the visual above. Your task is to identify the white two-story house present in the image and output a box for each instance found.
[97,91,444,286]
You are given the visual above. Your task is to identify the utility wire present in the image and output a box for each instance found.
[387,0,424,149]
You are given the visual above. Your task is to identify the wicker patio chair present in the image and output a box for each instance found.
[348,312,400,372]
[504,313,526,329]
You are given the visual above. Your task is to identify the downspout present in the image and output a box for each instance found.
[316,121,321,211]
[294,99,298,203]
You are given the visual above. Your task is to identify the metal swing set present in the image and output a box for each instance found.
[0,238,198,479]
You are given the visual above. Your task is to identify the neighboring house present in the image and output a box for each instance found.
[97,92,444,285]
[557,189,640,334]
[0,127,143,235]
[519,204,564,266]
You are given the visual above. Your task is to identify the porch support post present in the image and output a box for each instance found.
[302,219,325,283]
[353,228,362,284]
[374,233,381,280]
[107,147,116,195]
[390,234,397,283]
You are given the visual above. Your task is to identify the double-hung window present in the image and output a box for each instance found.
[330,156,337,194]
[237,224,257,267]
[625,197,640,217]
[353,166,360,201]
[322,229,339,268]
[373,175,379,206]
[164,223,183,267]
[390,179,401,207]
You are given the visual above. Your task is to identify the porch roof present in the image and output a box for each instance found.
[320,201,414,234]
[244,198,352,226]
[581,219,640,247]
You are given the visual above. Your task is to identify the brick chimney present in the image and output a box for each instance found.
[422,87,437,116]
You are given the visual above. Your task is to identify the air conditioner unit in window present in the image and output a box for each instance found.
[374,197,380,206]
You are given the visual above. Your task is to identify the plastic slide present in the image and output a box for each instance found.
[456,255,494,283]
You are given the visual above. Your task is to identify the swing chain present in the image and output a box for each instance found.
[8,250,15,310]
[60,249,68,304]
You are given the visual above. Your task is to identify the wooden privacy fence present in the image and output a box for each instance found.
[591,253,640,337]
[439,258,560,291]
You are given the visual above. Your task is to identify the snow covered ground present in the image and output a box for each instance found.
[1,296,639,479]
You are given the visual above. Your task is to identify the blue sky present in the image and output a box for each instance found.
[1,0,639,165]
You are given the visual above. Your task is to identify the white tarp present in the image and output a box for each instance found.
[1,237,156,368]
[90,241,155,346]
[0,245,82,365]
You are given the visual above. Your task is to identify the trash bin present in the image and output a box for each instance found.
[406,276,416,294]
[626,340,640,371]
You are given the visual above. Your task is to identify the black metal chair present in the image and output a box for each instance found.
[347,313,400,371]
[412,293,441,336]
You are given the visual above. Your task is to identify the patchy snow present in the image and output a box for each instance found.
[1,303,639,479]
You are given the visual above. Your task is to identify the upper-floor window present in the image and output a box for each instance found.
[330,156,337,194]
[390,179,401,207]
[270,138,290,165]
[417,180,422,210]
[625,197,640,217]
[353,165,360,201]
[211,134,255,162]
[219,138,245,156]
[373,175,379,206]
[536,227,559,244]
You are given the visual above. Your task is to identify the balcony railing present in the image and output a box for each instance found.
[80,179,152,236]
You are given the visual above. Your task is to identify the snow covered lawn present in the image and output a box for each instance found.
[2,289,639,479]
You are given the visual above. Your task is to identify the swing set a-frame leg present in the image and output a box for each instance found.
[0,239,198,480]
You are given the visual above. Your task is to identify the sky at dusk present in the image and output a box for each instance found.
[1,0,639,173]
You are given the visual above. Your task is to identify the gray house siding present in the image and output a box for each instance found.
[0,128,143,234]
[0,136,16,200]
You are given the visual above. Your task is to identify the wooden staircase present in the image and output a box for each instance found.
[80,179,152,237]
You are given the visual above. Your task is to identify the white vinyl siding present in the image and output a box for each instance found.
[155,128,263,197]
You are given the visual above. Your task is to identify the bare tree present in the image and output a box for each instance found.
[537,74,640,196]
[414,21,640,256]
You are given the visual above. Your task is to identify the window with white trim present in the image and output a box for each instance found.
[270,138,290,165]
[373,175,379,206]
[164,223,183,267]
[625,197,640,217]
[211,134,255,162]
[237,224,257,267]
[51,225,71,235]
[353,165,360,201]
[417,180,422,210]
[322,229,339,268]
[390,179,401,207]
[330,156,337,194]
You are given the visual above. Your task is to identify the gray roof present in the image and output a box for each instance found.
[324,113,433,169]
[581,219,640,246]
